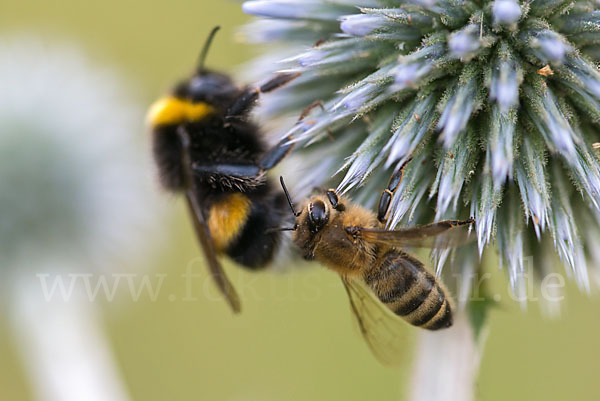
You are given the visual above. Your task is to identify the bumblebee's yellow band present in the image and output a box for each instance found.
[147,96,215,126]
[207,193,252,252]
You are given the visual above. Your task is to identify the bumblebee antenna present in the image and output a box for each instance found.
[197,26,221,72]
[280,176,301,217]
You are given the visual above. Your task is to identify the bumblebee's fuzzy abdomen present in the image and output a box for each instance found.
[206,193,252,252]
[224,191,287,270]
[365,250,452,330]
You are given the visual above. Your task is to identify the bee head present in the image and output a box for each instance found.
[147,26,239,128]
[305,189,345,233]
[279,177,349,259]
[174,71,238,105]
[182,25,239,104]
[307,198,329,233]
[278,177,348,235]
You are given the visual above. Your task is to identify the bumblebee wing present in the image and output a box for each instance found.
[185,190,241,313]
[358,219,474,249]
[341,276,410,366]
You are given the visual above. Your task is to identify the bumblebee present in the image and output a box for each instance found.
[279,162,473,364]
[147,27,298,313]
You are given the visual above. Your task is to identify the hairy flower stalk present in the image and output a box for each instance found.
[242,0,600,304]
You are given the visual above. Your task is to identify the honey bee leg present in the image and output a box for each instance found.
[258,135,295,171]
[226,73,300,119]
[418,218,475,233]
[377,157,413,223]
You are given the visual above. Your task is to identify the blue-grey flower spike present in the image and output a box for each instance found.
[448,25,481,60]
[340,14,386,37]
[242,0,354,20]
[492,0,522,25]
[242,0,600,308]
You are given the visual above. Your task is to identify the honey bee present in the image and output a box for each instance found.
[278,164,474,364]
[147,26,299,313]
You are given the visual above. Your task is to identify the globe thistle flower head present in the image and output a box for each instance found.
[243,0,600,304]
[0,35,159,401]
[0,35,157,279]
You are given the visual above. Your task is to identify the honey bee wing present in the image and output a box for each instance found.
[185,190,241,313]
[341,276,411,366]
[357,219,475,249]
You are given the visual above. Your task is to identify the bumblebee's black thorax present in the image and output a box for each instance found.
[152,112,268,194]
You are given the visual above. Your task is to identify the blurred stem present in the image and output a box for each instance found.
[9,270,132,401]
[409,275,492,401]
[409,311,488,401]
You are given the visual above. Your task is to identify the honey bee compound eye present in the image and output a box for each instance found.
[308,200,328,233]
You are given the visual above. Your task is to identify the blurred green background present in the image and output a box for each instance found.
[1,1,599,400]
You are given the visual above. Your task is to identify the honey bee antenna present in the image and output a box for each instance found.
[279,176,301,217]
[197,26,221,72]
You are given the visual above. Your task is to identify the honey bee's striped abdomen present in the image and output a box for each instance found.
[364,251,452,330]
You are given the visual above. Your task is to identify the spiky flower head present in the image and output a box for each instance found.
[242,0,600,306]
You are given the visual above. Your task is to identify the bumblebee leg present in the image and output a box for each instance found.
[254,95,329,172]
[192,163,262,179]
[297,100,324,122]
[226,89,259,119]
[259,72,300,93]
[184,190,241,313]
[226,72,300,118]
[255,100,322,171]
[176,127,241,313]
[258,135,295,171]
[191,138,294,180]
[377,157,413,224]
